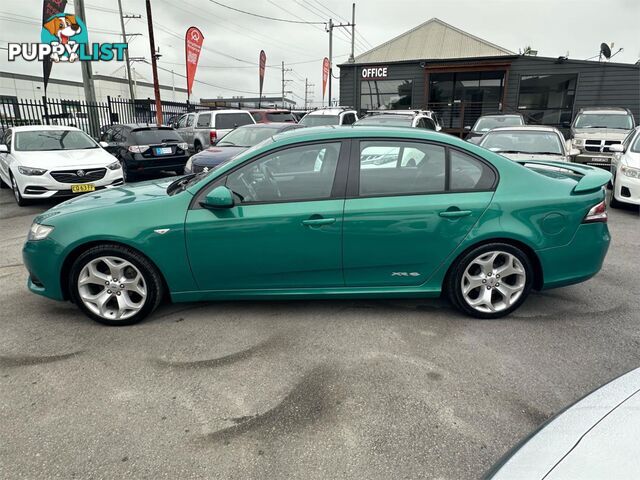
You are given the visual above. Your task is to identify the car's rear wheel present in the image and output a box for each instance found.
[69,245,163,326]
[447,243,533,319]
[10,174,29,206]
[194,142,202,153]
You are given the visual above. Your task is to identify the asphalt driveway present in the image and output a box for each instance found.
[0,188,638,479]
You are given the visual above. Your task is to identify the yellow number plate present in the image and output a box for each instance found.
[71,183,96,193]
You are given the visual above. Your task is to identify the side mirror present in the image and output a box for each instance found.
[0,144,8,153]
[99,141,109,148]
[201,185,234,209]
[608,144,624,153]
[569,148,581,156]
[561,121,571,128]
[464,126,471,131]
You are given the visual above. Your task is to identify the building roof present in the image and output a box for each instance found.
[352,18,514,64]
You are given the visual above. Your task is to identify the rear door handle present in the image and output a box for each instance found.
[439,210,472,218]
[302,217,336,227]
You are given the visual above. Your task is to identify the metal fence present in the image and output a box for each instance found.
[0,96,209,138]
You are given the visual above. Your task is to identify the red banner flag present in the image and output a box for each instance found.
[185,26,204,98]
[259,50,266,99]
[322,57,330,101]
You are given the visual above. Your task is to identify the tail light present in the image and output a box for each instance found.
[128,145,150,153]
[583,200,608,223]
[209,130,217,144]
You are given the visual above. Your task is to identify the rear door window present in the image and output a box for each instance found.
[196,113,212,128]
[215,113,254,129]
[450,150,496,191]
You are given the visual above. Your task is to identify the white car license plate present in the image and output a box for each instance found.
[71,183,95,193]
[155,147,172,155]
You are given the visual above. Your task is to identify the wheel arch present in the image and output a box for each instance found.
[60,240,170,301]
[442,237,544,292]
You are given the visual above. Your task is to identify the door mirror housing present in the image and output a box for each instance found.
[569,148,581,156]
[201,186,235,209]
[99,141,109,148]
[608,144,624,153]
[464,126,471,131]
[0,144,8,153]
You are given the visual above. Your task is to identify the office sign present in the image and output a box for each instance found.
[361,66,388,79]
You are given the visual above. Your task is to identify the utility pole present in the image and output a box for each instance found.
[74,0,100,137]
[350,3,356,63]
[145,0,163,125]
[116,0,139,101]
[281,61,292,109]
[304,78,315,110]
[325,11,355,107]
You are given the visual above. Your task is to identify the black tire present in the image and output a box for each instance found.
[174,167,185,176]
[446,242,534,319]
[0,176,8,189]
[10,174,30,206]
[194,142,202,153]
[68,244,164,326]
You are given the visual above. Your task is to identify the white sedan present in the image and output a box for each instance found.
[0,125,124,206]
[610,126,640,208]
[478,126,579,163]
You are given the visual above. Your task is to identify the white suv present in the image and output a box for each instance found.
[299,108,359,127]
[355,110,442,131]
[175,110,255,153]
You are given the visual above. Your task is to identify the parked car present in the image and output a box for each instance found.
[249,109,297,124]
[100,124,189,181]
[478,126,579,162]
[23,126,612,325]
[291,110,310,122]
[609,126,640,208]
[0,125,123,206]
[354,110,441,131]
[175,110,255,153]
[486,367,640,479]
[298,107,358,127]
[465,114,526,144]
[185,122,304,174]
[570,107,636,170]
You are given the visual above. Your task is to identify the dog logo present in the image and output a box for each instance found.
[41,13,87,63]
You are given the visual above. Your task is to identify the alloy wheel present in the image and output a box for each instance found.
[77,256,147,321]
[461,251,526,313]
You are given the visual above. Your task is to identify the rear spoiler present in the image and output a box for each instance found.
[514,160,612,193]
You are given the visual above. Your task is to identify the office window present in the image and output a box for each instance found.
[360,80,413,110]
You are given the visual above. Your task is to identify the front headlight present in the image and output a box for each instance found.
[106,161,121,170]
[28,223,54,241]
[621,165,640,179]
[571,138,585,147]
[178,142,188,150]
[18,166,47,176]
[185,157,193,171]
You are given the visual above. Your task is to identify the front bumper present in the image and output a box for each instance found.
[573,153,613,170]
[23,238,66,301]
[537,223,610,290]
[614,171,640,206]
[16,169,124,199]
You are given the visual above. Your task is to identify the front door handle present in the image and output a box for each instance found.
[302,217,336,227]
[439,209,472,218]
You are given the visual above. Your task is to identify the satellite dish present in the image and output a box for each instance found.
[600,43,612,59]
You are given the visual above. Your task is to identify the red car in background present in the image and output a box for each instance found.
[250,109,297,124]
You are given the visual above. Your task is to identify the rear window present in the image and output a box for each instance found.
[473,116,524,132]
[574,113,634,130]
[355,115,413,127]
[266,112,296,122]
[215,113,254,130]
[299,115,339,127]
[130,128,183,144]
[196,113,212,128]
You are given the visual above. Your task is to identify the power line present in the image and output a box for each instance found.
[208,0,325,25]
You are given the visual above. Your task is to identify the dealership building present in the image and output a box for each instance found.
[339,18,640,136]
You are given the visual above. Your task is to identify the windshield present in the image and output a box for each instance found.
[631,132,640,153]
[299,115,339,127]
[473,116,524,132]
[574,113,633,130]
[217,126,282,147]
[355,115,413,127]
[481,130,564,155]
[14,130,98,151]
[130,128,183,144]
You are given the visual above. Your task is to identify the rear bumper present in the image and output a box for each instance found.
[124,154,189,172]
[537,223,610,290]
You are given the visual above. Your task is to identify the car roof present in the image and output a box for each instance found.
[305,108,354,116]
[272,125,453,144]
[236,122,300,130]
[485,126,561,134]
[113,124,175,129]
[9,125,82,132]
[249,109,292,113]
[478,113,523,118]
[577,107,631,114]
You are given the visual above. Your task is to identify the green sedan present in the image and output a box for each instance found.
[23,126,612,325]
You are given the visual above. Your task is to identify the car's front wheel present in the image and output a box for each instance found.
[447,243,533,319]
[69,245,164,326]
[10,174,29,206]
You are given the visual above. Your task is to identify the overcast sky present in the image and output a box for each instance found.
[2,0,639,106]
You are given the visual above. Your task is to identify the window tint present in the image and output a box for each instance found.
[342,113,355,125]
[130,128,183,144]
[15,130,98,151]
[4,129,12,149]
[177,115,187,128]
[265,112,296,122]
[424,118,437,130]
[226,142,341,204]
[196,113,212,128]
[112,127,124,142]
[450,150,496,191]
[215,113,254,130]
[101,128,112,142]
[359,141,445,196]
[185,114,195,127]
